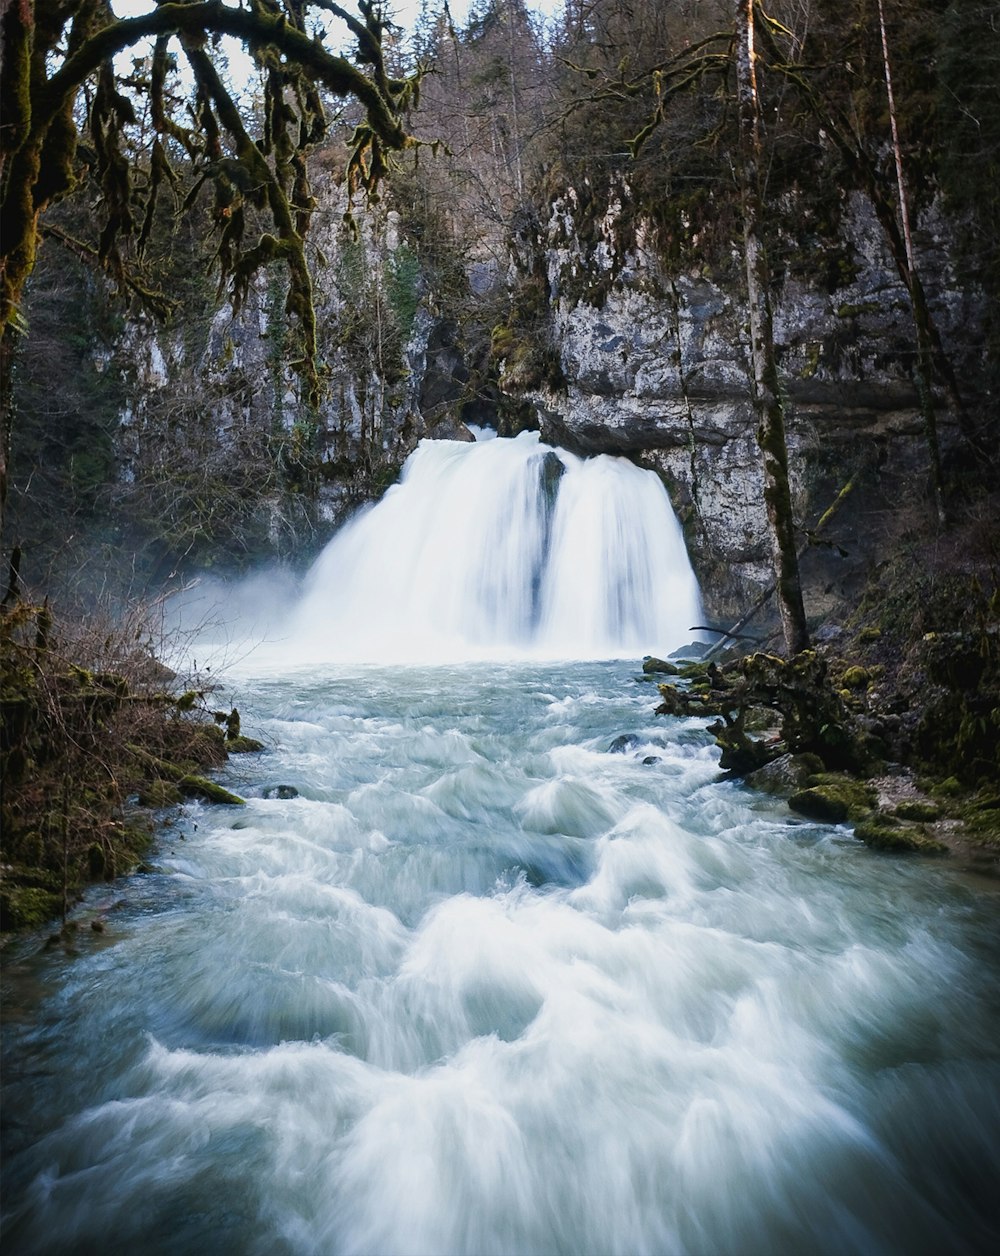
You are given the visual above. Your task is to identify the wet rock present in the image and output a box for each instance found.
[608,734,641,754]
[538,451,566,507]
[789,776,876,824]
[744,752,824,796]
[670,642,711,659]
[642,656,680,675]
[427,414,476,442]
[853,817,948,854]
[264,784,299,799]
[642,755,662,765]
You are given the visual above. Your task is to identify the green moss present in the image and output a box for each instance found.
[835,302,880,319]
[226,735,265,753]
[138,779,184,808]
[789,775,877,824]
[0,884,63,931]
[799,343,821,380]
[930,775,964,798]
[177,775,246,806]
[642,657,679,676]
[742,706,778,733]
[955,792,1000,847]
[852,818,948,854]
[893,801,941,822]
[840,666,871,690]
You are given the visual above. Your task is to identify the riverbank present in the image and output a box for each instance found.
[647,503,1000,873]
[0,599,262,935]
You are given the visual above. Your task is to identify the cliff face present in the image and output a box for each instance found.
[115,195,474,549]
[13,166,983,619]
[505,185,982,625]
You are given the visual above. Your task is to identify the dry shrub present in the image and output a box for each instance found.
[1,593,232,933]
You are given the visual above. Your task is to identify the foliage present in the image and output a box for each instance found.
[1,0,424,522]
[0,595,244,932]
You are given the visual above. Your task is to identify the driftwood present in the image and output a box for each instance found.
[655,650,868,775]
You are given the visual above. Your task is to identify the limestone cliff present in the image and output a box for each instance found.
[497,182,984,625]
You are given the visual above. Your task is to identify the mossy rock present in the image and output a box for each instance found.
[677,661,710,681]
[956,793,1000,846]
[745,752,824,796]
[929,776,964,798]
[893,801,941,822]
[0,884,62,931]
[138,778,182,808]
[789,775,876,824]
[642,656,679,676]
[226,735,265,753]
[853,818,948,854]
[840,666,871,690]
[178,775,245,806]
[742,706,778,733]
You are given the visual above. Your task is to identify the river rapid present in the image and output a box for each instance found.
[2,658,999,1255]
[3,432,1000,1253]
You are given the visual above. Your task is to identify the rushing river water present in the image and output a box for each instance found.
[3,659,999,1255]
[3,434,1000,1253]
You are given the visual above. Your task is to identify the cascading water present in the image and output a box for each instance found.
[2,439,999,1256]
[288,430,702,662]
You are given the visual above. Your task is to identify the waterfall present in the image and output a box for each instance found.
[290,430,701,662]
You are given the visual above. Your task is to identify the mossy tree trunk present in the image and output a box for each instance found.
[736,0,808,656]
[0,0,419,540]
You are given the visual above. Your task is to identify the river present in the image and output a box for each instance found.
[2,434,998,1254]
[3,658,999,1254]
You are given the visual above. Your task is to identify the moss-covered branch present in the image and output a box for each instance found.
[1,1,422,529]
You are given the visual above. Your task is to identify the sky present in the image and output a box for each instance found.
[113,1,566,34]
[111,2,567,85]
[390,0,565,26]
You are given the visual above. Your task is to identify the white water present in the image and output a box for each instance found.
[3,662,999,1255]
[3,441,999,1255]
[288,431,702,663]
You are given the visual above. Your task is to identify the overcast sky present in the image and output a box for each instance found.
[108,2,567,93]
[113,1,566,33]
[389,0,565,27]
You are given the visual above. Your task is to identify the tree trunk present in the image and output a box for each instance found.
[877,0,945,521]
[736,0,809,655]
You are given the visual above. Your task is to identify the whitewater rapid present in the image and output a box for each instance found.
[3,661,999,1255]
[2,436,998,1254]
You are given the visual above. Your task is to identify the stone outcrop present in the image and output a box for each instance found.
[95,171,983,616]
[502,186,982,624]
